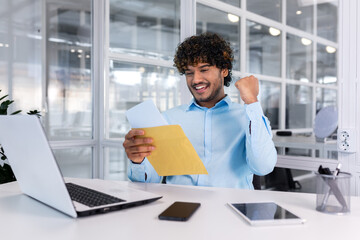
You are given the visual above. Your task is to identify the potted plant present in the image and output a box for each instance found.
[0,89,40,184]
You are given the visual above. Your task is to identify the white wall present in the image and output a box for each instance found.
[338,0,360,195]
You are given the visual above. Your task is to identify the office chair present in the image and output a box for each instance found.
[252,175,261,190]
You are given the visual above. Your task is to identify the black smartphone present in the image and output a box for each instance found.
[158,201,201,221]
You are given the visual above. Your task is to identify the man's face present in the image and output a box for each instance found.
[185,63,228,108]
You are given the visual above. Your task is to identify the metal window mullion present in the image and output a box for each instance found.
[181,0,196,41]
[312,3,317,124]
[240,6,246,74]
[49,140,97,149]
[92,0,100,179]
[101,0,111,179]
[196,0,245,17]
[41,0,49,121]
[242,72,283,83]
[108,52,174,68]
[7,0,13,102]
[92,0,107,179]
[102,139,125,147]
[285,78,315,87]
[280,0,286,130]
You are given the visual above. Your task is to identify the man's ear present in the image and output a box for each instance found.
[222,68,229,77]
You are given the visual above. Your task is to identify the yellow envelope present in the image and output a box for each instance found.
[136,125,208,176]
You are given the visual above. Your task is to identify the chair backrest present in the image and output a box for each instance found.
[252,175,261,190]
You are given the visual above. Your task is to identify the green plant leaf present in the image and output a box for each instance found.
[27,109,41,117]
[0,94,8,101]
[1,100,14,109]
[10,110,22,115]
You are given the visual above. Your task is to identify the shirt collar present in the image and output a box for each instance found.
[186,95,231,111]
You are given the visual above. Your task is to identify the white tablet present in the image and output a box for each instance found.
[228,202,306,226]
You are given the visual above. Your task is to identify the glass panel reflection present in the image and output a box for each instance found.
[286,33,313,82]
[317,1,338,42]
[316,88,337,113]
[317,43,337,85]
[247,20,281,77]
[104,146,128,181]
[286,0,313,33]
[109,0,180,61]
[196,4,240,71]
[225,77,242,104]
[45,2,92,140]
[247,0,281,22]
[53,147,92,178]
[219,0,240,8]
[259,81,280,130]
[108,61,181,138]
[0,0,42,112]
[286,84,312,129]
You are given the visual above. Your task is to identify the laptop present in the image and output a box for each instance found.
[0,115,162,218]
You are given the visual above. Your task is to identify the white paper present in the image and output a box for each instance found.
[126,100,168,128]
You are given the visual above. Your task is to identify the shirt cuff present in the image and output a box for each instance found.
[128,159,146,182]
[245,101,264,121]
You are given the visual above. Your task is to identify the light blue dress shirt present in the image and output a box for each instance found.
[127,96,277,189]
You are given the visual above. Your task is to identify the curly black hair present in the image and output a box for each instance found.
[173,33,234,87]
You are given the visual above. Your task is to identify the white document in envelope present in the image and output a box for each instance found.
[126,100,168,128]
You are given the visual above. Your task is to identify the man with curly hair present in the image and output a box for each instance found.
[123,33,277,189]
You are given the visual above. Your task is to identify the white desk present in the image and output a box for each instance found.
[1,179,359,240]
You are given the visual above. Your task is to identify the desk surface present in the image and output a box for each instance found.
[1,178,359,240]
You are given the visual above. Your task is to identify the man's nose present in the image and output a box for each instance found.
[192,70,203,84]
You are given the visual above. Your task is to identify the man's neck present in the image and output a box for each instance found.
[196,94,227,109]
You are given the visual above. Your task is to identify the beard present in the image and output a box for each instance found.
[190,83,221,103]
[188,81,223,105]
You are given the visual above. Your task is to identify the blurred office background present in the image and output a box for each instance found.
[0,0,341,192]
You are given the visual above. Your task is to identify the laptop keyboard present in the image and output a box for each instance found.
[66,183,125,207]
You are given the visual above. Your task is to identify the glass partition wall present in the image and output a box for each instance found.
[1,0,94,178]
[1,0,338,184]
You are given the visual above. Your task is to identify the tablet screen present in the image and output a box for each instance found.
[229,202,305,226]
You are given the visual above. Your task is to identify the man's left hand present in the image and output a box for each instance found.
[235,75,259,104]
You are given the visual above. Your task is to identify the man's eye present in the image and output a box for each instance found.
[201,69,208,72]
[185,72,194,76]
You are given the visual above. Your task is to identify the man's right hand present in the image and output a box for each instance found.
[123,129,155,164]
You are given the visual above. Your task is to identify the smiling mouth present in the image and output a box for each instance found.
[193,84,208,93]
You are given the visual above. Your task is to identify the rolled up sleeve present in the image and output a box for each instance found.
[244,102,277,176]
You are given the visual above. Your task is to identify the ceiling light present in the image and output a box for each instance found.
[86,55,90,58]
[0,43,3,47]
[70,49,75,53]
[4,44,9,47]
[269,27,281,36]
[326,46,336,53]
[296,10,302,15]
[139,67,145,73]
[227,13,239,23]
[301,38,312,46]
[254,25,262,30]
[77,49,83,53]
[78,54,82,58]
